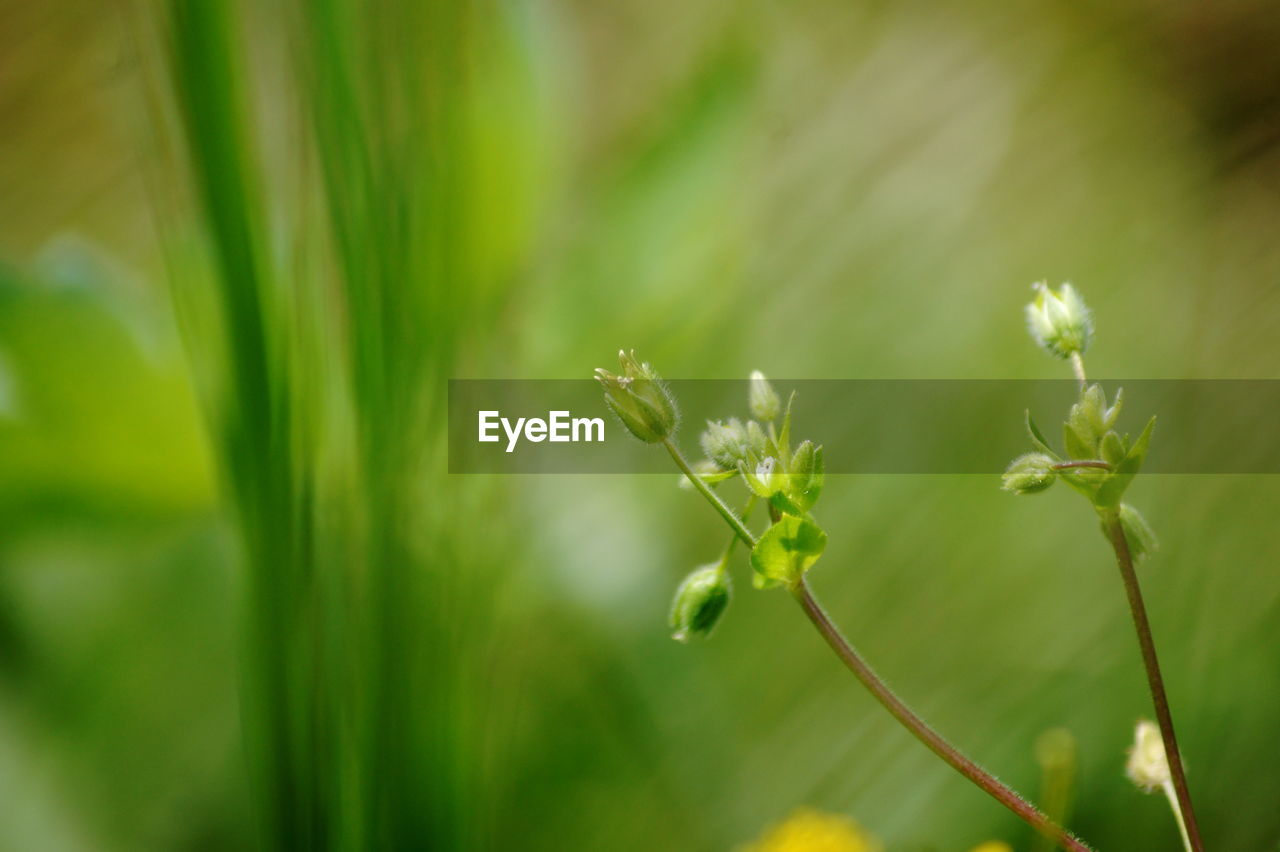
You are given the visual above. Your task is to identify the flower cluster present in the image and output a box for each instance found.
[595,354,827,641]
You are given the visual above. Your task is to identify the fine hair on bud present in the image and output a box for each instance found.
[1026,281,1094,360]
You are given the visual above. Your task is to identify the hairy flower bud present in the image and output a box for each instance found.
[749,370,781,422]
[1118,503,1158,562]
[669,564,731,642]
[1126,719,1171,792]
[745,419,769,458]
[700,418,749,470]
[1002,453,1057,494]
[784,440,825,513]
[1026,281,1093,359]
[594,349,678,443]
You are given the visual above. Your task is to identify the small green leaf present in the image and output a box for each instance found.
[1025,411,1059,459]
[750,516,827,589]
[1104,386,1125,429]
[1101,431,1126,467]
[1094,416,1156,508]
[1063,419,1095,460]
[775,390,797,465]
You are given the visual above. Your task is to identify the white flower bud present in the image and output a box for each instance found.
[1126,719,1171,792]
[1026,281,1093,359]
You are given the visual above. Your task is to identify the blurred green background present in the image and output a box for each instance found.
[3,0,1280,849]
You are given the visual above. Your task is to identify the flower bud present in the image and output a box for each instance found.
[1026,281,1093,359]
[745,419,770,458]
[700,418,749,470]
[1125,719,1171,792]
[749,370,781,421]
[1002,453,1057,494]
[669,564,731,642]
[594,349,678,443]
[1118,502,1158,562]
[784,440,824,512]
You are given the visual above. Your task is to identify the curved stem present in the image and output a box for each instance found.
[664,438,756,548]
[1052,460,1111,472]
[1102,512,1204,851]
[791,579,1091,851]
[714,496,757,575]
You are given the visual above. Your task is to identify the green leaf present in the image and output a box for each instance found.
[1100,431,1126,467]
[1094,416,1156,508]
[1063,419,1095,461]
[1025,411,1059,459]
[1103,386,1124,429]
[750,515,827,589]
[775,390,797,465]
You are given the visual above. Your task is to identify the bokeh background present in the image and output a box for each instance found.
[3,1,1280,849]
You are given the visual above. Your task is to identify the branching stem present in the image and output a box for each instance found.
[666,436,1091,849]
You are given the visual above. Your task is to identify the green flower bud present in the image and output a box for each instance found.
[1002,452,1057,494]
[1026,281,1093,359]
[594,349,679,443]
[669,564,731,642]
[783,440,824,513]
[749,370,781,421]
[700,418,749,470]
[745,420,770,458]
[1118,502,1158,562]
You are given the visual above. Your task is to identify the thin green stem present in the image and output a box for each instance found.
[714,496,757,575]
[1162,780,1194,852]
[791,579,1091,851]
[1101,511,1204,852]
[1070,352,1087,390]
[1052,460,1111,472]
[663,439,757,548]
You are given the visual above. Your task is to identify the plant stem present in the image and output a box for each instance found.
[1052,460,1111,472]
[791,578,1092,852]
[665,437,1090,848]
[714,496,757,575]
[1070,352,1087,389]
[664,439,757,548]
[1101,512,1204,851]
[1162,780,1194,852]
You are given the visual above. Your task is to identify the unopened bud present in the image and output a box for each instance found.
[594,349,678,443]
[1026,281,1093,359]
[669,564,731,642]
[1002,453,1057,494]
[1118,503,1158,563]
[749,370,781,421]
[745,420,769,458]
[1126,719,1171,792]
[784,440,825,512]
[700,418,749,470]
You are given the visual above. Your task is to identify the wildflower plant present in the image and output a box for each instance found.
[1005,283,1203,850]
[595,350,1091,851]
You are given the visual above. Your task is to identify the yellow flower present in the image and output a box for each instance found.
[741,807,881,852]
[969,843,1014,852]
